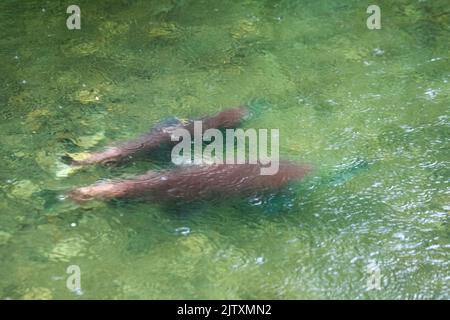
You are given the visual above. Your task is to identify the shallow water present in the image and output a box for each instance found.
[0,0,449,299]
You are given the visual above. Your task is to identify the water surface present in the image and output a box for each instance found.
[0,0,448,299]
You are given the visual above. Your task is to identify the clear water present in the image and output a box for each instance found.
[0,0,448,299]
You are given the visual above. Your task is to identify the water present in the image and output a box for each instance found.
[0,0,449,299]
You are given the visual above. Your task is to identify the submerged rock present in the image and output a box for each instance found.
[22,287,53,300]
[75,131,105,148]
[25,109,52,131]
[10,180,40,199]
[75,88,101,104]
[47,236,88,262]
[146,22,181,39]
[230,19,259,40]
[99,21,130,38]
[0,231,12,245]
[177,233,214,257]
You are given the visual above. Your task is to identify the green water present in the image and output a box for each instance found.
[0,0,449,299]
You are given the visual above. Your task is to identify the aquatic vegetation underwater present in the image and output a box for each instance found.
[0,0,448,299]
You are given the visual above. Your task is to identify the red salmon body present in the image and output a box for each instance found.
[68,161,312,203]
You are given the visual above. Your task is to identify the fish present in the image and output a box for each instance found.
[68,161,312,203]
[69,106,249,166]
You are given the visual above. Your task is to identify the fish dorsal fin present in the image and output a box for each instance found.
[150,117,193,135]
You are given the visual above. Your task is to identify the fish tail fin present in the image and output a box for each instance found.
[246,98,272,119]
